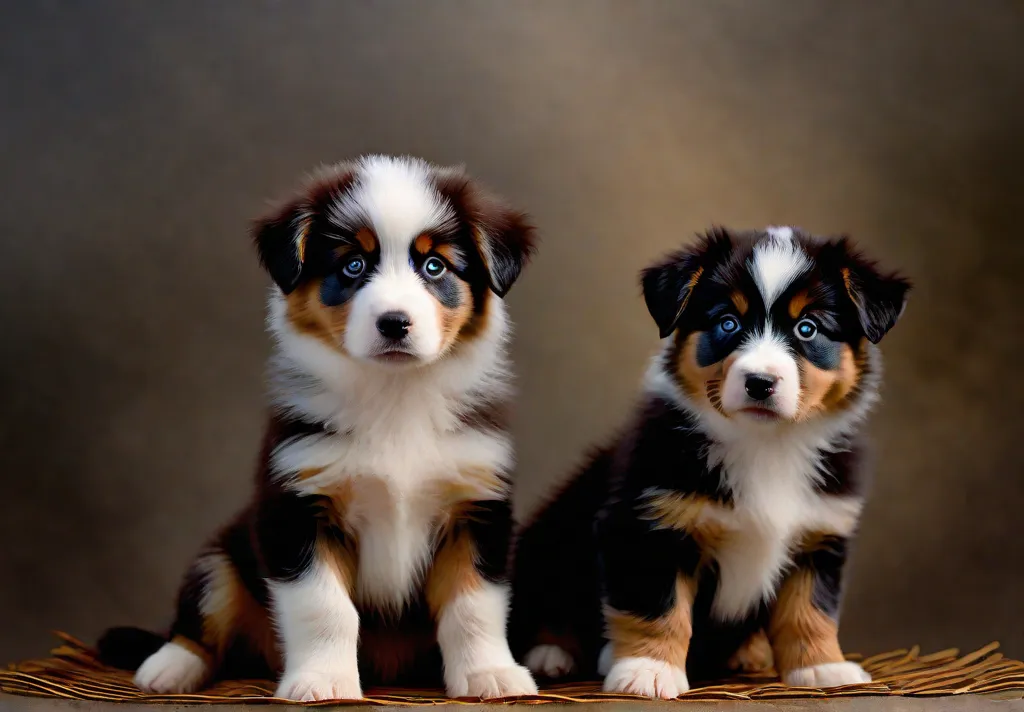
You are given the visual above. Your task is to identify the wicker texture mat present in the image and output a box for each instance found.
[2,633,1024,705]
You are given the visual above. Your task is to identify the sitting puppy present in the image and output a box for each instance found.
[510,226,909,698]
[99,155,539,701]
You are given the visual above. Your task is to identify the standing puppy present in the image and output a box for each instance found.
[99,156,539,701]
[510,227,909,698]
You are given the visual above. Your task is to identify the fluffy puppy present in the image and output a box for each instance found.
[510,226,909,698]
[98,155,539,701]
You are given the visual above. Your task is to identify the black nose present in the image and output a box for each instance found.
[744,374,778,401]
[376,311,412,340]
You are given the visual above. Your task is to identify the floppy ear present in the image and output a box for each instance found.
[434,170,537,298]
[251,198,310,295]
[474,199,537,297]
[828,238,911,344]
[641,230,729,338]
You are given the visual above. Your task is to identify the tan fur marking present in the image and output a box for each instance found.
[425,524,481,617]
[316,536,358,595]
[728,629,775,674]
[839,266,862,310]
[796,344,858,420]
[768,570,844,676]
[186,553,280,670]
[435,468,509,507]
[235,586,280,673]
[644,492,732,554]
[605,576,695,670]
[354,227,376,253]
[295,218,311,265]
[788,290,813,319]
[676,332,725,405]
[435,278,474,354]
[284,278,352,352]
[456,399,510,434]
[434,243,461,264]
[731,290,749,316]
[199,555,239,658]
[671,267,704,327]
[413,233,433,254]
[318,481,356,536]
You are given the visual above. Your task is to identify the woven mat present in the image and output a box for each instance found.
[3,633,1024,705]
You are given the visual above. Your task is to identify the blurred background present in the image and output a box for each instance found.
[1,0,1022,665]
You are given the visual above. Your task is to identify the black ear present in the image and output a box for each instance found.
[475,201,537,297]
[641,230,729,338]
[252,198,309,295]
[435,171,537,297]
[829,238,911,344]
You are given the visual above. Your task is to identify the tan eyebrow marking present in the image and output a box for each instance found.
[354,227,377,253]
[731,290,749,316]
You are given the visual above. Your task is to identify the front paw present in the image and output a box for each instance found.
[449,664,539,699]
[783,661,871,688]
[275,668,362,701]
[603,656,689,699]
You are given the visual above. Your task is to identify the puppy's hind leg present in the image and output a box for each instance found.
[134,548,245,694]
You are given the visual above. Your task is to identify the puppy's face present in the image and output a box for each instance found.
[253,156,535,367]
[643,226,910,424]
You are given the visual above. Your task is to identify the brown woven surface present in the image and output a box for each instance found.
[2,633,1024,705]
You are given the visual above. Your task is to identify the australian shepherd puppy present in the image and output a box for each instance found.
[509,226,910,699]
[98,155,539,701]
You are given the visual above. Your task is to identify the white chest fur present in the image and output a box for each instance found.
[274,418,511,609]
[701,440,863,622]
[265,291,515,610]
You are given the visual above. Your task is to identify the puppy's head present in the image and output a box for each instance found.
[643,226,910,424]
[254,156,535,367]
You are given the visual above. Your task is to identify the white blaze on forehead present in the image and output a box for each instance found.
[327,155,455,249]
[750,232,810,308]
[765,225,794,241]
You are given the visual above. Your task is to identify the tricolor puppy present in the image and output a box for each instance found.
[510,226,909,698]
[98,155,539,701]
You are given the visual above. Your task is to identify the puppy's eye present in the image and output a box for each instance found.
[718,315,741,334]
[795,318,817,341]
[342,256,365,278]
[423,256,446,279]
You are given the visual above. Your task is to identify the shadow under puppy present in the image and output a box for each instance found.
[98,155,539,701]
[510,226,910,698]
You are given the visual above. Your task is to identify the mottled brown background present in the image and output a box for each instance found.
[1,0,1021,666]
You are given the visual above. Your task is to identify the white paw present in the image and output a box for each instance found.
[784,661,871,688]
[523,644,575,679]
[449,664,539,699]
[275,668,363,701]
[134,642,209,694]
[603,656,689,699]
[597,642,613,676]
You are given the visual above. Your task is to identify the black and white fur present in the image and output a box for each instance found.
[98,155,539,701]
[509,226,910,698]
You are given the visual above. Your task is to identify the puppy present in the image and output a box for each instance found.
[98,155,539,701]
[510,226,909,698]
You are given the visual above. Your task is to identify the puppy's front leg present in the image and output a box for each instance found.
[260,492,362,701]
[597,505,697,699]
[768,535,870,688]
[427,499,538,699]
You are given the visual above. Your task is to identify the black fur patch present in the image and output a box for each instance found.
[462,495,515,583]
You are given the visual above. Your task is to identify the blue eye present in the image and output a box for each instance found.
[795,318,817,341]
[423,256,446,279]
[342,255,365,278]
[719,315,740,334]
